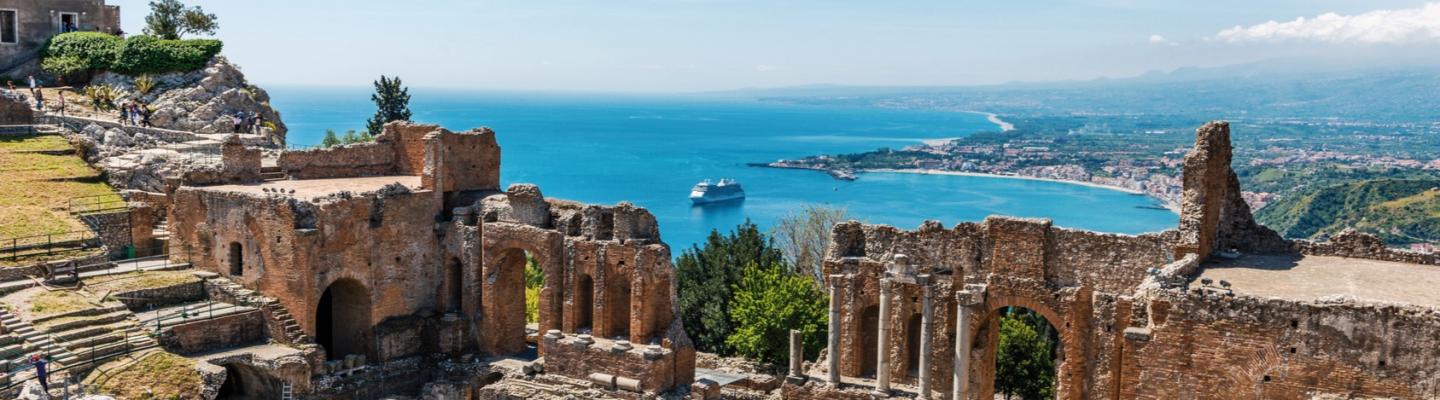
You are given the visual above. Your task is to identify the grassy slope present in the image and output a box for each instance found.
[87,351,205,399]
[1256,179,1440,245]
[0,135,120,238]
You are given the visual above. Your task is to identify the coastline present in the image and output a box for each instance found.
[963,110,1015,132]
[919,111,1015,146]
[864,168,1180,213]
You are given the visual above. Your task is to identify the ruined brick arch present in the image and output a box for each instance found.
[970,294,1079,400]
[608,260,632,339]
[316,278,372,361]
[858,304,880,377]
[482,239,567,355]
[575,273,594,332]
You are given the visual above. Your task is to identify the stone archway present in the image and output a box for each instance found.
[317,278,372,361]
[216,363,280,400]
[969,295,1079,400]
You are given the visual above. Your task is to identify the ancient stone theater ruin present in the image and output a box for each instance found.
[781,122,1440,399]
[144,121,696,397]
[97,116,1439,399]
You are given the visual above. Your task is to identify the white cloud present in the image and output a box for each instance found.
[1148,34,1170,45]
[1215,2,1440,44]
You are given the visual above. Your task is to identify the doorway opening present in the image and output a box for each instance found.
[991,307,1059,400]
[316,278,371,361]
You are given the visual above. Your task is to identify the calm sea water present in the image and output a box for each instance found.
[266,87,1177,252]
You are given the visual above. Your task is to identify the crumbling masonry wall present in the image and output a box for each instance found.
[789,121,1440,400]
[166,121,694,394]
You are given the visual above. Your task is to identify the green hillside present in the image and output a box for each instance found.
[1255,179,1440,245]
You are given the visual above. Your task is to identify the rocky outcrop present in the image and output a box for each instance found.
[91,57,287,145]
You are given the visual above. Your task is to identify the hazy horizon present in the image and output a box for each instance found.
[108,0,1440,92]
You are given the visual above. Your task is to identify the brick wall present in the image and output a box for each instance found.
[160,309,266,355]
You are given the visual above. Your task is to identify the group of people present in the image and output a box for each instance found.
[230,110,266,134]
[118,100,152,127]
[8,75,70,116]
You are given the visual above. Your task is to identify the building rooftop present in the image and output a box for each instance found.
[1194,254,1440,308]
[195,175,423,199]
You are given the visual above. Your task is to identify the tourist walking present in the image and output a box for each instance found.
[140,104,152,127]
[28,354,49,392]
[26,75,37,97]
[33,89,45,111]
[119,102,130,126]
[232,113,243,133]
[57,91,66,116]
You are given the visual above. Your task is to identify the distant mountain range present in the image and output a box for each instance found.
[714,61,1440,123]
[1255,179,1440,246]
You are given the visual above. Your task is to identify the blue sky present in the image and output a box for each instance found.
[108,0,1440,91]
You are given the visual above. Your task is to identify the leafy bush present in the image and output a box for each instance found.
[112,35,223,75]
[725,262,828,365]
[40,56,91,80]
[85,85,118,110]
[39,32,123,72]
[676,221,787,355]
[135,75,158,95]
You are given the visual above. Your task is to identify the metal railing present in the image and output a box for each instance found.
[67,194,129,215]
[1,231,99,263]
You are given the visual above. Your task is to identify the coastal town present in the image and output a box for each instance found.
[757,115,1440,253]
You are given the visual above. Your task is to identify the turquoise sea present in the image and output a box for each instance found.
[267,87,1177,251]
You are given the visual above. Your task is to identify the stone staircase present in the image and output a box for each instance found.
[30,303,155,371]
[202,275,312,345]
[0,309,76,387]
[261,165,286,181]
[135,300,256,331]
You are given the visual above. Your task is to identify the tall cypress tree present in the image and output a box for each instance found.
[366,75,412,136]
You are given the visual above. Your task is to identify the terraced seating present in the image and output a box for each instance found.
[135,300,257,331]
[27,303,154,370]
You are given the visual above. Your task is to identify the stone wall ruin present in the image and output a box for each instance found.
[786,121,1440,400]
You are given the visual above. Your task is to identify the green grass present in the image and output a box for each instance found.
[0,135,120,239]
[29,290,94,317]
[86,271,200,293]
[87,351,204,400]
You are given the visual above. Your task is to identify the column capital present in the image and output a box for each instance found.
[956,284,987,306]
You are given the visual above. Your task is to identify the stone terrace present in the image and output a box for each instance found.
[1194,254,1440,308]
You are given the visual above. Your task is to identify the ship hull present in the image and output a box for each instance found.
[689,192,745,204]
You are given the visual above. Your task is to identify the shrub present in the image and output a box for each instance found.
[40,56,91,80]
[112,35,223,75]
[135,75,158,95]
[39,32,123,72]
[725,262,828,365]
[676,221,786,355]
[84,85,118,110]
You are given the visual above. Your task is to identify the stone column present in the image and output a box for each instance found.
[827,274,842,385]
[953,292,972,400]
[874,276,893,395]
[789,329,804,378]
[918,275,934,399]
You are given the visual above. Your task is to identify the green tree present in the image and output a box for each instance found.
[725,261,828,365]
[995,310,1056,400]
[341,129,360,144]
[365,75,412,136]
[676,220,785,354]
[320,129,340,148]
[772,204,850,284]
[143,0,218,40]
[525,254,543,323]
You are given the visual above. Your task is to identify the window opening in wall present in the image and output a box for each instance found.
[228,242,243,276]
[0,10,17,44]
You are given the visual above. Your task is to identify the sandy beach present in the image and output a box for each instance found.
[919,111,1014,146]
[864,168,1180,213]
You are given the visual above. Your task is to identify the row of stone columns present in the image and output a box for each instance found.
[809,256,977,400]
